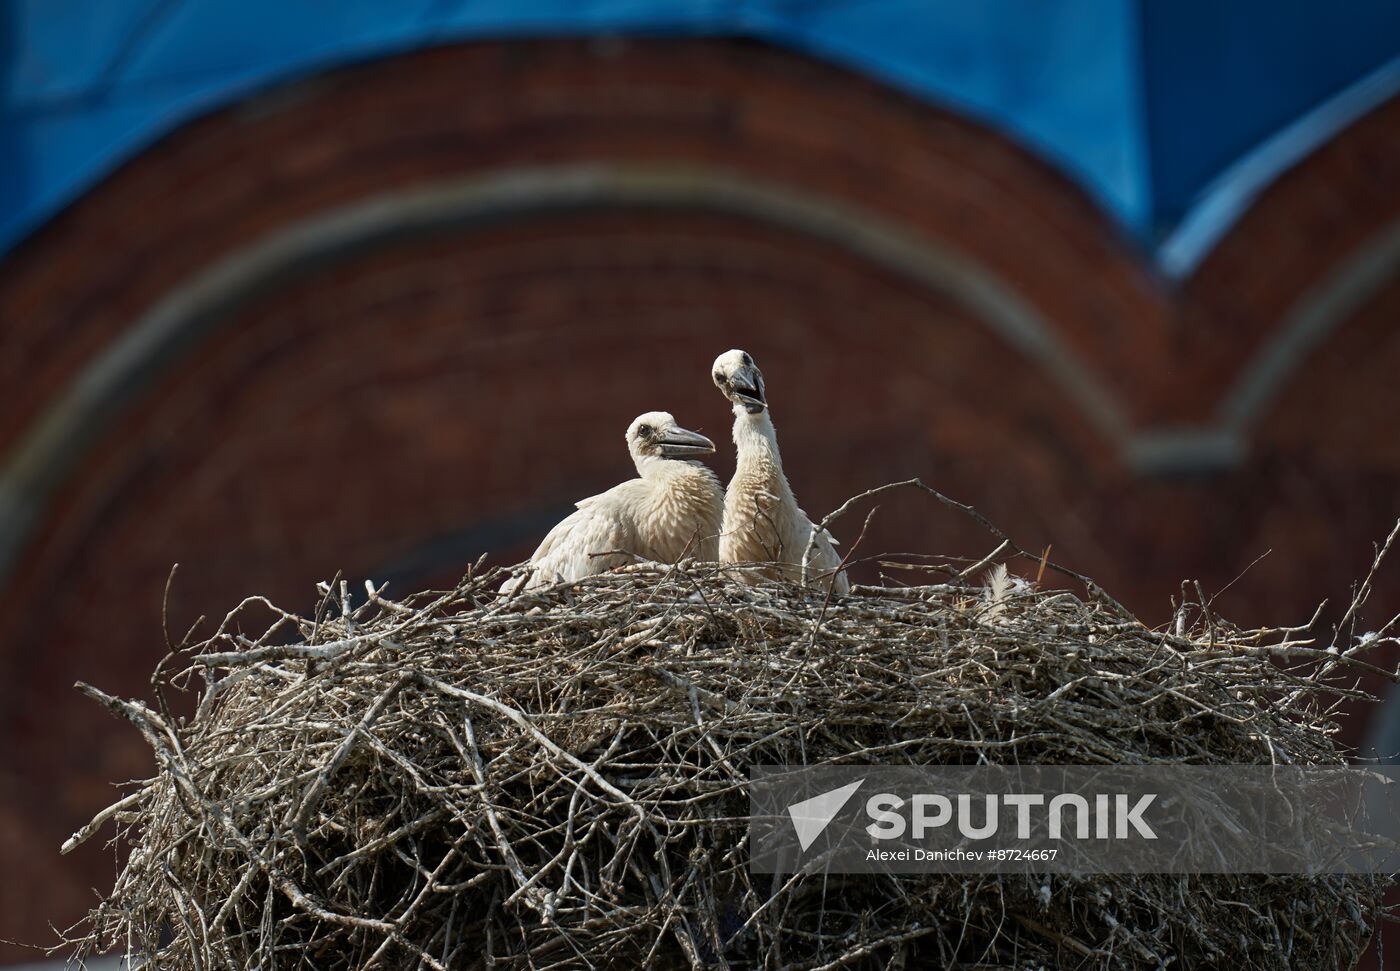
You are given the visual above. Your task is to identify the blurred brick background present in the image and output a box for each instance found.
[2,39,1399,961]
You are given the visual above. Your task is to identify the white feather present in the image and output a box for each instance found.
[984,563,1010,619]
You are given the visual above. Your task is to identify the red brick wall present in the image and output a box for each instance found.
[0,38,1398,962]
[1181,95,1400,404]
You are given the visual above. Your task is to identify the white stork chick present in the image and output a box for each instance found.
[509,412,723,592]
[711,350,849,594]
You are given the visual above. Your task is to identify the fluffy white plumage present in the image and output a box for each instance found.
[509,412,724,592]
[711,350,849,594]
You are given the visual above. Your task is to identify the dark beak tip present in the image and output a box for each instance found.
[659,429,715,457]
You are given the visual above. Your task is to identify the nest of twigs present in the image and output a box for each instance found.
[62,529,1395,969]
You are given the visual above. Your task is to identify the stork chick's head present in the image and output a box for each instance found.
[626,411,716,467]
[711,349,766,414]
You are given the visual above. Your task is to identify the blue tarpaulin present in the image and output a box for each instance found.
[1,0,1397,263]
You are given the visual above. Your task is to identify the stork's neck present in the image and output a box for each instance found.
[732,406,781,460]
[633,456,722,522]
[635,454,709,482]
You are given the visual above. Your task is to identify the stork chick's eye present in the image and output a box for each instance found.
[713,372,724,384]
[636,424,653,438]
[742,353,752,366]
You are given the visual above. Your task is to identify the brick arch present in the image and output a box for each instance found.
[0,39,1165,461]
[0,163,1138,586]
[1217,218,1400,433]
[0,39,1161,954]
[1182,91,1400,427]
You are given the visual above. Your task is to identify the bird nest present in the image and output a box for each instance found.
[61,524,1396,969]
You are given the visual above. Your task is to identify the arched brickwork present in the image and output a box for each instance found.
[0,40,1165,460]
[1182,93,1400,421]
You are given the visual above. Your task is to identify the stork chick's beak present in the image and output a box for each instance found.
[655,426,715,458]
[725,365,766,413]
